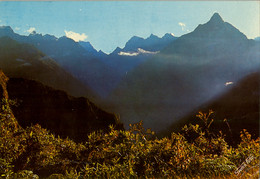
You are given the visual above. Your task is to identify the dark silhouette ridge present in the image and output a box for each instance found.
[6,77,123,142]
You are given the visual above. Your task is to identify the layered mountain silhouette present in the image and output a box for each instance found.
[108,13,260,131]
[93,33,177,96]
[0,70,123,142]
[0,37,96,99]
[161,72,259,145]
[1,13,258,137]
[0,26,94,62]
[0,26,177,98]
[121,33,177,52]
[0,36,124,142]
[104,33,177,71]
[0,27,115,98]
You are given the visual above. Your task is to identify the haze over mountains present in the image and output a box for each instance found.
[0,13,259,138]
[103,34,176,68]
[0,36,125,141]
[107,13,260,131]
[0,26,177,97]
[0,27,110,97]
[161,71,259,144]
[0,36,95,98]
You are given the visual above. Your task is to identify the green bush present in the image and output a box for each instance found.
[0,98,259,178]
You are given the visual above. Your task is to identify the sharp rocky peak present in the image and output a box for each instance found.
[163,33,176,39]
[148,34,159,39]
[208,13,224,24]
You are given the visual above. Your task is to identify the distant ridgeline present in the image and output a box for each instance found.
[0,70,123,142]
[0,26,177,97]
[108,13,260,133]
[0,13,259,144]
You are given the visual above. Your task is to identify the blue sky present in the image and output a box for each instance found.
[0,1,259,53]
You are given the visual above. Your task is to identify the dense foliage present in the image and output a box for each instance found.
[0,99,259,178]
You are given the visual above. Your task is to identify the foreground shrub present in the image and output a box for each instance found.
[0,98,259,178]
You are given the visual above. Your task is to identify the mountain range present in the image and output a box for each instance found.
[0,12,259,138]
[0,36,96,99]
[102,33,177,72]
[0,27,111,98]
[0,38,124,141]
[0,26,176,97]
[106,13,260,131]
[118,33,177,52]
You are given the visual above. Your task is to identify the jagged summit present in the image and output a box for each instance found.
[148,34,159,39]
[98,50,107,55]
[209,12,224,24]
[163,33,176,39]
[112,47,122,54]
[190,12,247,40]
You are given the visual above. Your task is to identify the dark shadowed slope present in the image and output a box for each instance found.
[6,77,123,142]
[161,72,259,145]
[0,36,96,99]
[108,13,260,131]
